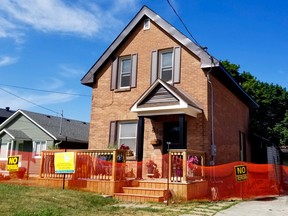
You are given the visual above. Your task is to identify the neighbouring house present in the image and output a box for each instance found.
[81,6,258,179]
[0,109,89,174]
[0,107,15,124]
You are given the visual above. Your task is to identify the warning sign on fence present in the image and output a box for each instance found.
[7,155,20,171]
[234,165,248,182]
[54,152,75,174]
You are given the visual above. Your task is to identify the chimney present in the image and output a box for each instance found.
[5,107,10,111]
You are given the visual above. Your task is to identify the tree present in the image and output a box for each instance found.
[221,60,288,146]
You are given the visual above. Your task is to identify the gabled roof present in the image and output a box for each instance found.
[130,79,203,117]
[0,129,31,140]
[0,110,89,143]
[81,5,219,87]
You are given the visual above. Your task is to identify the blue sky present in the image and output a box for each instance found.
[0,0,287,122]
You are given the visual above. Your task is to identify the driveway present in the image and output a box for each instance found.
[215,196,288,216]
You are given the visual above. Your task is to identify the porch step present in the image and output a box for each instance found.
[123,187,169,197]
[114,182,170,203]
[114,192,165,203]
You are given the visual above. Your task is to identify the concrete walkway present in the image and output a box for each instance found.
[215,196,288,216]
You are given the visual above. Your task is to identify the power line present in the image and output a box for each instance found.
[166,0,204,49]
[0,83,91,97]
[0,87,60,115]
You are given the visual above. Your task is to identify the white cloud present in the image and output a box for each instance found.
[59,64,83,78]
[0,55,18,66]
[0,0,140,40]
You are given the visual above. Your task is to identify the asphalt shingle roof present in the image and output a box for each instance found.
[21,110,90,143]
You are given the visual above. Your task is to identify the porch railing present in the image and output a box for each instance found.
[169,149,205,183]
[40,149,127,181]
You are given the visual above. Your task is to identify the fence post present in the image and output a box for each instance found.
[111,150,116,181]
[183,150,187,183]
[40,151,44,178]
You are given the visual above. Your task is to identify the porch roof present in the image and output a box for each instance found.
[0,129,31,140]
[130,79,203,117]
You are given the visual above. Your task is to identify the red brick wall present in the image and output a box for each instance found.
[211,76,250,164]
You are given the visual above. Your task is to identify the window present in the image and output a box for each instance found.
[118,56,132,88]
[34,141,46,157]
[111,54,138,90]
[109,121,137,158]
[159,49,173,82]
[151,47,181,84]
[0,142,9,159]
[143,18,150,30]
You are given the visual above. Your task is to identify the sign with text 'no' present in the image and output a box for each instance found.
[7,156,20,171]
[234,165,248,182]
[54,152,75,174]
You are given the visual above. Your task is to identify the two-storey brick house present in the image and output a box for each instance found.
[81,6,258,178]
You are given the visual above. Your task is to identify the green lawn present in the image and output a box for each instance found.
[0,183,238,216]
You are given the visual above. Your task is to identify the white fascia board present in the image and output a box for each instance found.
[0,129,15,139]
[18,110,57,140]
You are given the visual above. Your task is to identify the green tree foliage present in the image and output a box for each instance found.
[221,60,288,145]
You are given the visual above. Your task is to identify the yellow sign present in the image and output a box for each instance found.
[234,165,248,182]
[7,156,20,171]
[54,152,75,174]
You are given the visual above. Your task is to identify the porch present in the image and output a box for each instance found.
[38,149,208,202]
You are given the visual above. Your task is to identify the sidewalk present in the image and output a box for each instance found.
[215,196,288,216]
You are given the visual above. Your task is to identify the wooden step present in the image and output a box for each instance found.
[114,193,165,202]
[122,187,168,197]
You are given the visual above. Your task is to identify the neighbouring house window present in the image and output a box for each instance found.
[34,141,46,157]
[239,131,246,161]
[0,142,9,159]
[111,54,138,90]
[150,47,181,84]
[109,121,137,158]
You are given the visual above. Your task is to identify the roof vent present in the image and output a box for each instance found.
[5,107,10,111]
[66,119,70,122]
[46,115,51,118]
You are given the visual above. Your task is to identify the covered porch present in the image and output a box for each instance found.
[38,149,208,202]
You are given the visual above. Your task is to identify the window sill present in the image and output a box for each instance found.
[114,87,131,92]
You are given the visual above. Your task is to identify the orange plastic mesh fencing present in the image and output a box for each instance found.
[0,150,287,201]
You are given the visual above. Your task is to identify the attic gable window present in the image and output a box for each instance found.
[111,54,138,90]
[151,47,181,84]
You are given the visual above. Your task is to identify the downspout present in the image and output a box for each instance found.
[206,59,216,166]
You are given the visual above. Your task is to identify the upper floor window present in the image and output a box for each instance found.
[119,56,132,88]
[111,54,138,90]
[159,49,173,82]
[151,46,181,84]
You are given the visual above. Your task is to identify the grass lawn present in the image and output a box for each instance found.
[0,183,238,216]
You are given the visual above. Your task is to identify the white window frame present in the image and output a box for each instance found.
[0,141,10,160]
[159,49,174,83]
[118,56,132,88]
[33,141,47,158]
[117,121,137,158]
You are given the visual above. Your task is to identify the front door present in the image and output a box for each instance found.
[163,121,186,154]
[162,121,186,178]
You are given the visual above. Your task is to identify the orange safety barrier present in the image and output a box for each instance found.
[0,150,287,201]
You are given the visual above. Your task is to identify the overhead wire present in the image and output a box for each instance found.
[0,83,91,97]
[0,87,60,115]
